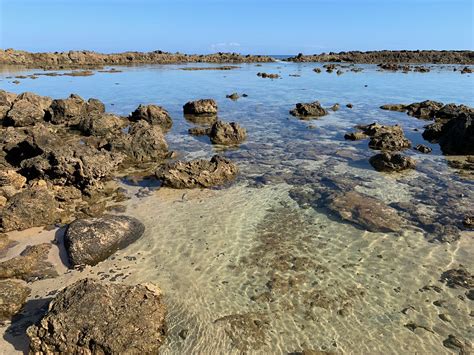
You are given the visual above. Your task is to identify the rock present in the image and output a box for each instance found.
[313,68,322,73]
[0,280,30,322]
[405,100,444,119]
[440,267,473,289]
[461,66,472,74]
[0,188,60,232]
[226,93,240,100]
[108,120,168,162]
[257,72,280,79]
[64,215,145,266]
[290,101,328,118]
[414,144,432,153]
[369,152,416,172]
[46,94,97,125]
[183,99,218,115]
[346,103,353,108]
[188,127,211,136]
[438,112,474,155]
[4,92,52,127]
[27,278,166,354]
[156,155,238,188]
[344,132,368,140]
[78,112,124,136]
[463,216,474,229]
[209,121,247,145]
[0,243,58,281]
[327,191,405,233]
[443,334,469,354]
[357,123,411,151]
[0,170,26,199]
[130,104,172,131]
[331,103,340,111]
[380,104,407,112]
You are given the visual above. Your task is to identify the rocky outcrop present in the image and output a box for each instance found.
[327,191,405,233]
[183,99,218,115]
[353,123,411,151]
[369,152,416,172]
[78,112,124,136]
[3,92,52,127]
[209,121,247,145]
[27,278,167,354]
[156,155,238,188]
[64,215,145,266]
[0,280,30,321]
[290,101,328,118]
[130,104,173,131]
[46,94,105,126]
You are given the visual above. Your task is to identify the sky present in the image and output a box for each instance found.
[0,0,473,54]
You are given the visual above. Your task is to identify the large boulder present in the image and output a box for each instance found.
[130,104,173,131]
[64,215,145,266]
[369,152,416,172]
[4,92,52,127]
[438,113,474,155]
[0,90,17,120]
[47,94,104,126]
[209,121,247,145]
[27,278,166,354]
[0,169,26,199]
[78,112,124,136]
[0,188,61,232]
[183,99,218,115]
[0,280,30,322]
[290,101,328,118]
[327,191,406,233]
[156,155,238,188]
[356,123,411,151]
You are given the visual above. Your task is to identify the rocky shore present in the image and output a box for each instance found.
[0,49,274,69]
[286,50,474,64]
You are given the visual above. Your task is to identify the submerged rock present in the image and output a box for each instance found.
[290,101,328,118]
[414,144,432,154]
[183,99,218,115]
[327,191,405,233]
[27,278,166,354]
[0,280,30,322]
[130,104,173,131]
[156,155,238,188]
[0,243,58,281]
[64,215,145,266]
[188,126,211,136]
[209,121,247,145]
[344,132,368,141]
[226,93,240,100]
[369,152,416,172]
[440,267,473,289]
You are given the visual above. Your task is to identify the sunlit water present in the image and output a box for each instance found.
[1,62,473,354]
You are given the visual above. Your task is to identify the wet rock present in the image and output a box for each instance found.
[440,267,473,289]
[209,121,247,145]
[226,93,240,100]
[414,144,432,153]
[344,132,368,140]
[369,152,416,172]
[78,112,124,136]
[64,215,145,266]
[156,155,238,188]
[346,103,353,108]
[130,104,173,131]
[27,278,166,354]
[4,92,52,127]
[108,120,168,162]
[443,334,469,354]
[0,243,58,281]
[330,103,340,111]
[368,130,411,151]
[188,126,211,136]
[437,112,474,155]
[313,68,322,73]
[183,99,218,115]
[0,280,30,322]
[327,191,405,233]
[461,66,472,74]
[380,104,407,112]
[290,101,328,118]
[257,72,280,79]
[463,216,474,229]
[0,188,60,232]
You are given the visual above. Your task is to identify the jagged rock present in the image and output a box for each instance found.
[369,152,416,172]
[78,112,124,136]
[438,112,474,155]
[183,99,218,115]
[440,267,473,289]
[188,127,211,136]
[108,120,168,162]
[0,280,30,322]
[0,90,17,120]
[130,104,172,131]
[344,132,368,140]
[414,144,432,154]
[156,155,238,188]
[47,94,104,125]
[0,170,26,199]
[0,188,60,232]
[64,215,145,266]
[290,101,328,118]
[4,92,52,127]
[257,72,280,79]
[27,278,166,354]
[209,121,247,145]
[356,123,411,151]
[327,191,405,233]
[0,243,58,281]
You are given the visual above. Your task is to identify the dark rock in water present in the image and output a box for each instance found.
[4,92,52,127]
[0,243,58,281]
[290,101,328,118]
[78,112,124,136]
[356,123,411,151]
[130,104,173,131]
[156,155,238,188]
[183,99,218,115]
[64,215,145,266]
[463,216,474,229]
[437,112,474,155]
[313,68,321,73]
[27,278,166,354]
[0,279,30,322]
[330,103,340,111]
[344,132,368,140]
[257,72,280,79]
[327,191,405,233]
[184,113,218,125]
[461,66,472,74]
[405,100,444,119]
[346,103,353,108]
[188,126,211,136]
[414,144,432,153]
[369,152,416,172]
[108,120,168,163]
[380,103,407,112]
[209,121,247,145]
[226,93,240,100]
[0,188,60,232]
[440,267,473,289]
[422,121,446,141]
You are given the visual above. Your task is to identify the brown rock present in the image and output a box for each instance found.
[130,104,173,131]
[369,152,416,172]
[183,99,218,115]
[290,101,328,118]
[0,280,30,322]
[209,121,247,145]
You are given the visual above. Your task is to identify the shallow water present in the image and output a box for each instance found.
[1,63,473,354]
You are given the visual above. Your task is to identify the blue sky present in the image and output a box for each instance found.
[0,0,472,54]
